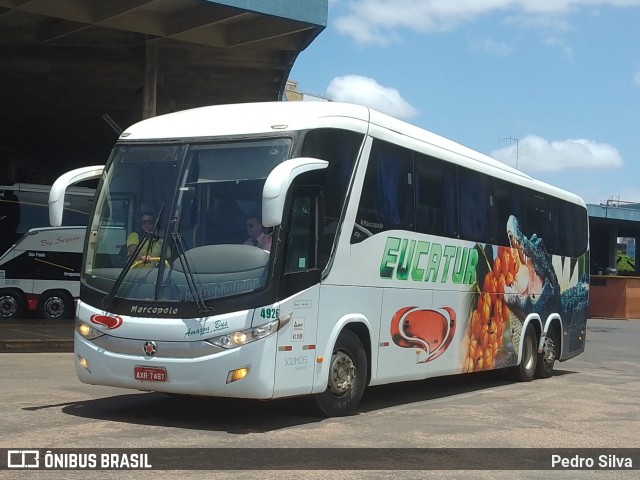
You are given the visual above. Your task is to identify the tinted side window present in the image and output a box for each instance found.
[492,179,526,247]
[551,199,588,257]
[458,168,492,243]
[414,153,458,238]
[569,204,589,257]
[301,129,363,264]
[355,140,414,240]
[14,191,49,234]
[526,191,554,253]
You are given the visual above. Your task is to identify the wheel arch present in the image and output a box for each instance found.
[518,314,542,365]
[313,314,372,393]
[542,314,563,356]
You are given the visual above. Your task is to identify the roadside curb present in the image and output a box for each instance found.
[0,340,73,353]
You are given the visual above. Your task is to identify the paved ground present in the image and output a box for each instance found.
[0,318,73,352]
[0,317,639,480]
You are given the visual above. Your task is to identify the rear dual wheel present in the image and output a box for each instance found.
[535,327,560,379]
[37,291,75,320]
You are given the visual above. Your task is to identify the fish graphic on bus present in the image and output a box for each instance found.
[390,306,456,363]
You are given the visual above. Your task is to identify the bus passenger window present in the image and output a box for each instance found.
[354,140,414,240]
[458,168,492,243]
[414,154,458,238]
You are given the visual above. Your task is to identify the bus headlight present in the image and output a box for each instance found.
[76,320,104,340]
[209,319,280,349]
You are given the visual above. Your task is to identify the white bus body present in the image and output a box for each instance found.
[50,102,589,416]
[0,183,94,319]
[0,226,84,319]
[0,183,94,253]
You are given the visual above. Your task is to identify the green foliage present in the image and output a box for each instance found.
[616,250,636,273]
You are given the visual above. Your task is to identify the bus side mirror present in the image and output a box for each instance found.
[49,165,104,226]
[262,157,328,227]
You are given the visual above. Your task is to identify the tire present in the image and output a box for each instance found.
[313,329,368,417]
[0,290,26,319]
[510,324,537,382]
[37,290,74,320]
[535,327,560,379]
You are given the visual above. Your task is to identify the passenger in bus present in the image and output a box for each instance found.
[127,211,170,266]
[243,214,272,252]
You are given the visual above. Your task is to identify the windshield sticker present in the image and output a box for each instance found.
[292,318,304,342]
[175,278,265,302]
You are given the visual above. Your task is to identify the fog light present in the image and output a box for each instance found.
[226,367,249,384]
[77,354,90,372]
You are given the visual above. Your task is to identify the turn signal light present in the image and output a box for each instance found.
[226,368,249,384]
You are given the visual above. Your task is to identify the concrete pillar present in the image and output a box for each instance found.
[608,225,618,271]
[142,39,159,120]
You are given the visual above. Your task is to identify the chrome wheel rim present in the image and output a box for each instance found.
[43,296,64,318]
[327,351,356,395]
[0,295,18,318]
[542,337,556,369]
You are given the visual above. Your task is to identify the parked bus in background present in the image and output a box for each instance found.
[0,226,85,319]
[0,183,95,319]
[0,183,94,254]
[50,102,589,416]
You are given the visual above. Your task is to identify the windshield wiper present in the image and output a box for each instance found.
[160,192,210,313]
[170,231,210,313]
[103,204,165,309]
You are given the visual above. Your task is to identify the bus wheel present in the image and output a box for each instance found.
[510,324,537,382]
[536,327,560,379]
[0,291,26,319]
[313,329,367,417]
[38,291,74,320]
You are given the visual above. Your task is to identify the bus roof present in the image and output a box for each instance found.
[121,101,371,140]
[119,101,584,207]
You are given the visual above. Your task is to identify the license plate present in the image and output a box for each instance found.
[134,366,167,382]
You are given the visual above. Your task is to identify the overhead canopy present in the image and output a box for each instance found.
[0,0,327,183]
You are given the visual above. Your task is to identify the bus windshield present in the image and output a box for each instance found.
[84,138,292,303]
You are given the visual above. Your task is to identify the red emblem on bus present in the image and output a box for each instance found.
[143,341,157,356]
[390,306,456,363]
[90,314,123,330]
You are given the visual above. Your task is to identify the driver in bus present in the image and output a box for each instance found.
[243,214,272,252]
[127,211,170,267]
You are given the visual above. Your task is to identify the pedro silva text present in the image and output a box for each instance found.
[551,455,633,469]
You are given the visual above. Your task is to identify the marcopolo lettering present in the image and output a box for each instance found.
[130,306,179,315]
[380,236,478,285]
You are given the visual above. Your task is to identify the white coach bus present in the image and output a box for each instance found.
[0,183,94,319]
[50,102,589,416]
[0,226,85,320]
